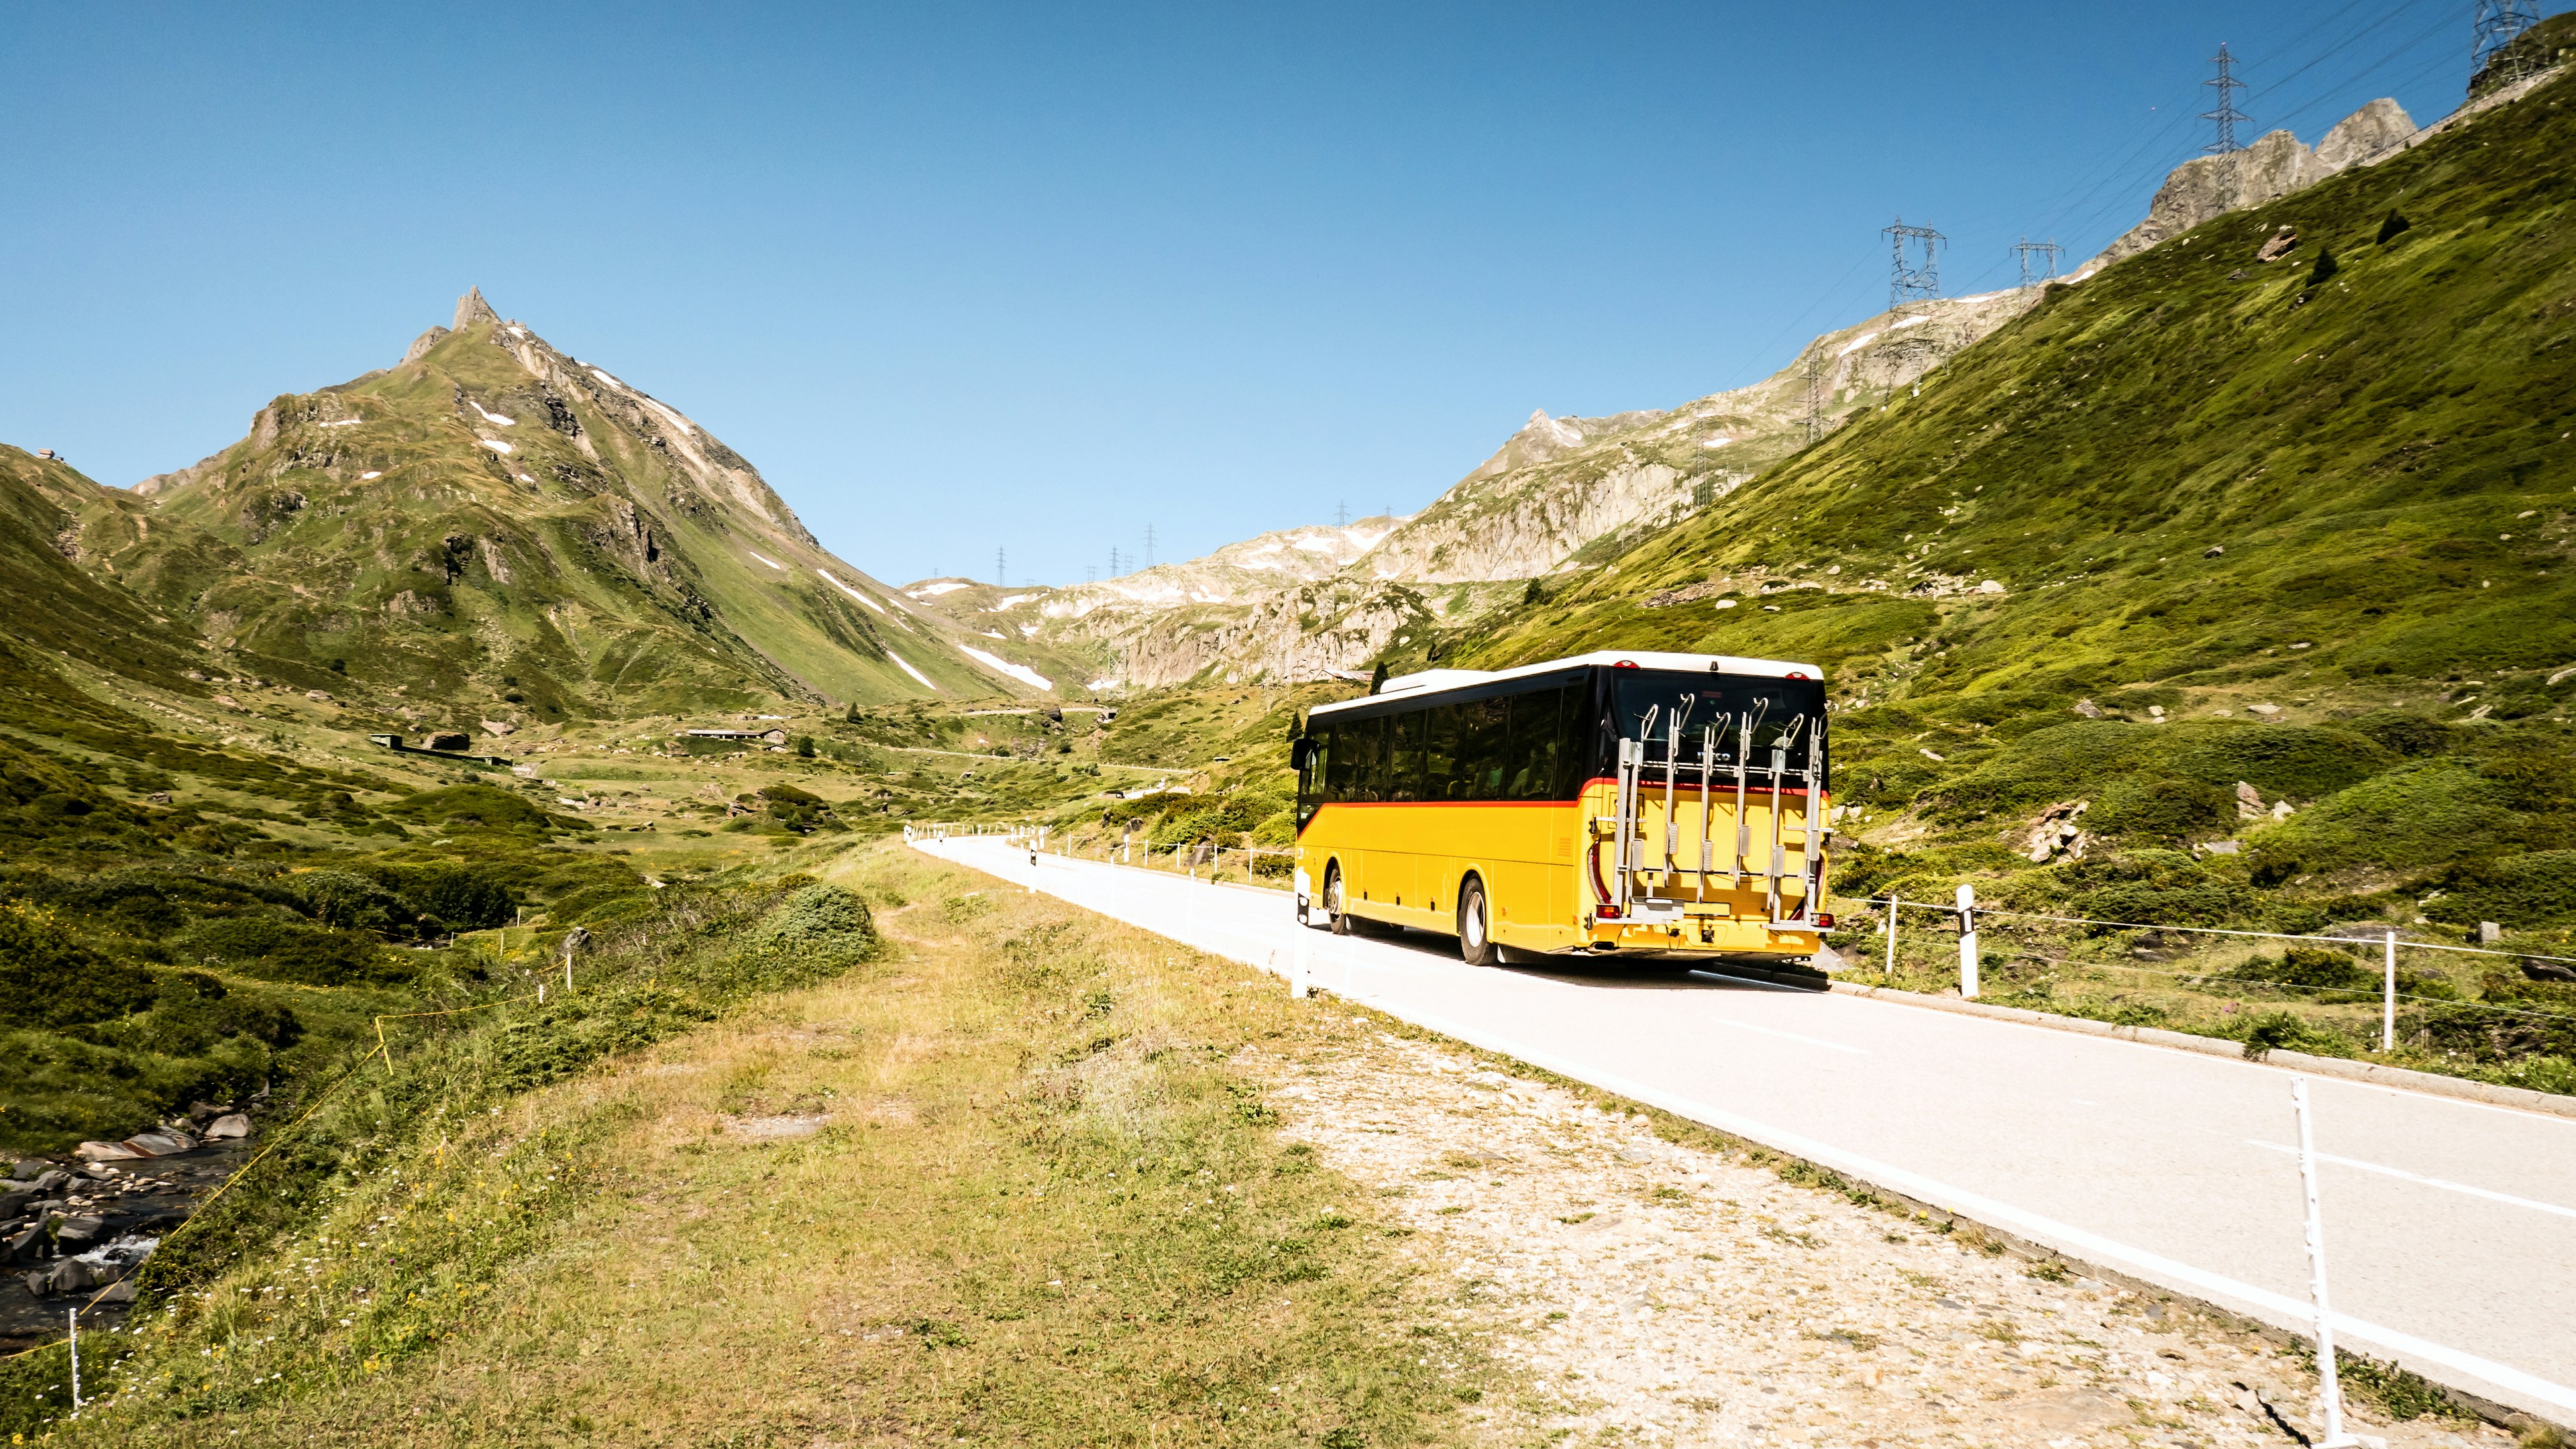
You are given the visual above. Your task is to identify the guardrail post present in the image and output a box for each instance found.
[2381,930,2397,1053]
[1957,883,1978,1000]
[67,1307,80,1414]
[1884,897,1900,977]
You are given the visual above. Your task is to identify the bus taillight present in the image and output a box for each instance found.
[1815,913,1835,929]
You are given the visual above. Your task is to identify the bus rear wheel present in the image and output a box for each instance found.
[1457,876,1499,967]
[1325,863,1353,936]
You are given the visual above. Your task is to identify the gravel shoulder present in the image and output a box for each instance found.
[1243,1017,2521,1449]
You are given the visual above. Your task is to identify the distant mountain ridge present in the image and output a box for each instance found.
[92,290,1033,716]
[972,92,2454,693]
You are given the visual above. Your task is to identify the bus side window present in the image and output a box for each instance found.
[1460,696,1507,799]
[1557,684,1590,799]
[1315,723,1344,803]
[1424,703,1462,801]
[1388,710,1426,802]
[1506,686,1564,800]
[1350,714,1385,801]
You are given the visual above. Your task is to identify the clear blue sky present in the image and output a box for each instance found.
[0,0,2523,586]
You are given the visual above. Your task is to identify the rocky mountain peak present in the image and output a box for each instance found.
[2095,99,2416,266]
[453,287,500,331]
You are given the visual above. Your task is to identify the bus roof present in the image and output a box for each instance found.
[1309,650,1824,718]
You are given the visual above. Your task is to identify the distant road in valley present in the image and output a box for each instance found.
[915,835,2576,1425]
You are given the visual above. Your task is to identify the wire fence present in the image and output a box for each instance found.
[1848,890,2576,1059]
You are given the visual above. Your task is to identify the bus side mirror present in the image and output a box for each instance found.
[1289,737,1313,771]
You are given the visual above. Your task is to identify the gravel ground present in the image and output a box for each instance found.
[1246,1019,2521,1449]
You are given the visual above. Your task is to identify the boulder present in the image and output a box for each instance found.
[2256,225,2300,262]
[204,1114,251,1140]
[52,1214,107,1246]
[121,1128,195,1157]
[480,718,516,737]
[2522,958,2576,983]
[2072,698,2104,719]
[2235,782,2265,818]
[93,1277,138,1303]
[305,689,333,702]
[0,1189,31,1221]
[3,1223,46,1264]
[9,1160,45,1181]
[74,1140,144,1163]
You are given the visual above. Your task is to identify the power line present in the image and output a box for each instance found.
[2201,43,2253,153]
[1144,525,1155,569]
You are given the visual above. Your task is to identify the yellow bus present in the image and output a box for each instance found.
[1289,650,1836,966]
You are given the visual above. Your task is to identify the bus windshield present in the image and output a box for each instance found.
[1609,671,1825,775]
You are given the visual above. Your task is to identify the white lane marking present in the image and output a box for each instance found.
[919,837,2576,1419]
[2245,1140,2576,1220]
[1717,1019,1870,1055]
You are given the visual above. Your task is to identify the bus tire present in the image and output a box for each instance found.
[1457,876,1499,967]
[1325,863,1353,936]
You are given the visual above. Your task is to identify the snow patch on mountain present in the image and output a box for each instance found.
[959,645,1053,691]
[816,569,889,612]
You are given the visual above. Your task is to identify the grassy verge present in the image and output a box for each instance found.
[13,841,1481,1446]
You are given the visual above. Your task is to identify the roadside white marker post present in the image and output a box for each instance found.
[2293,1077,2363,1448]
[68,1307,80,1414]
[2381,930,2397,1054]
[1884,897,1900,977]
[1956,883,1978,1000]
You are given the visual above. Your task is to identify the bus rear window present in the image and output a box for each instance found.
[1610,672,1824,771]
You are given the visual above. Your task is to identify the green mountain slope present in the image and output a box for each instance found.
[1421,62,2576,951]
[111,290,1017,716]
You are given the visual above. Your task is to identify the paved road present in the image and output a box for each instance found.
[916,836,2576,1422]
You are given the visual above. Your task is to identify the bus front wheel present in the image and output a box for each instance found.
[1457,876,1499,967]
[1325,864,1353,936]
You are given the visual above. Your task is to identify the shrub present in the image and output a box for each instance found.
[2250,760,2514,873]
[2349,711,2454,758]
[381,864,515,931]
[297,869,402,931]
[2090,777,2233,842]
[2066,851,2253,926]
[2420,851,2576,927]
[2239,1010,2357,1060]
[0,903,157,1028]
[744,883,878,967]
[174,914,399,987]
[2227,946,2375,996]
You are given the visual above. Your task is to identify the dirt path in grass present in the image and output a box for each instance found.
[1240,1022,2519,1449]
